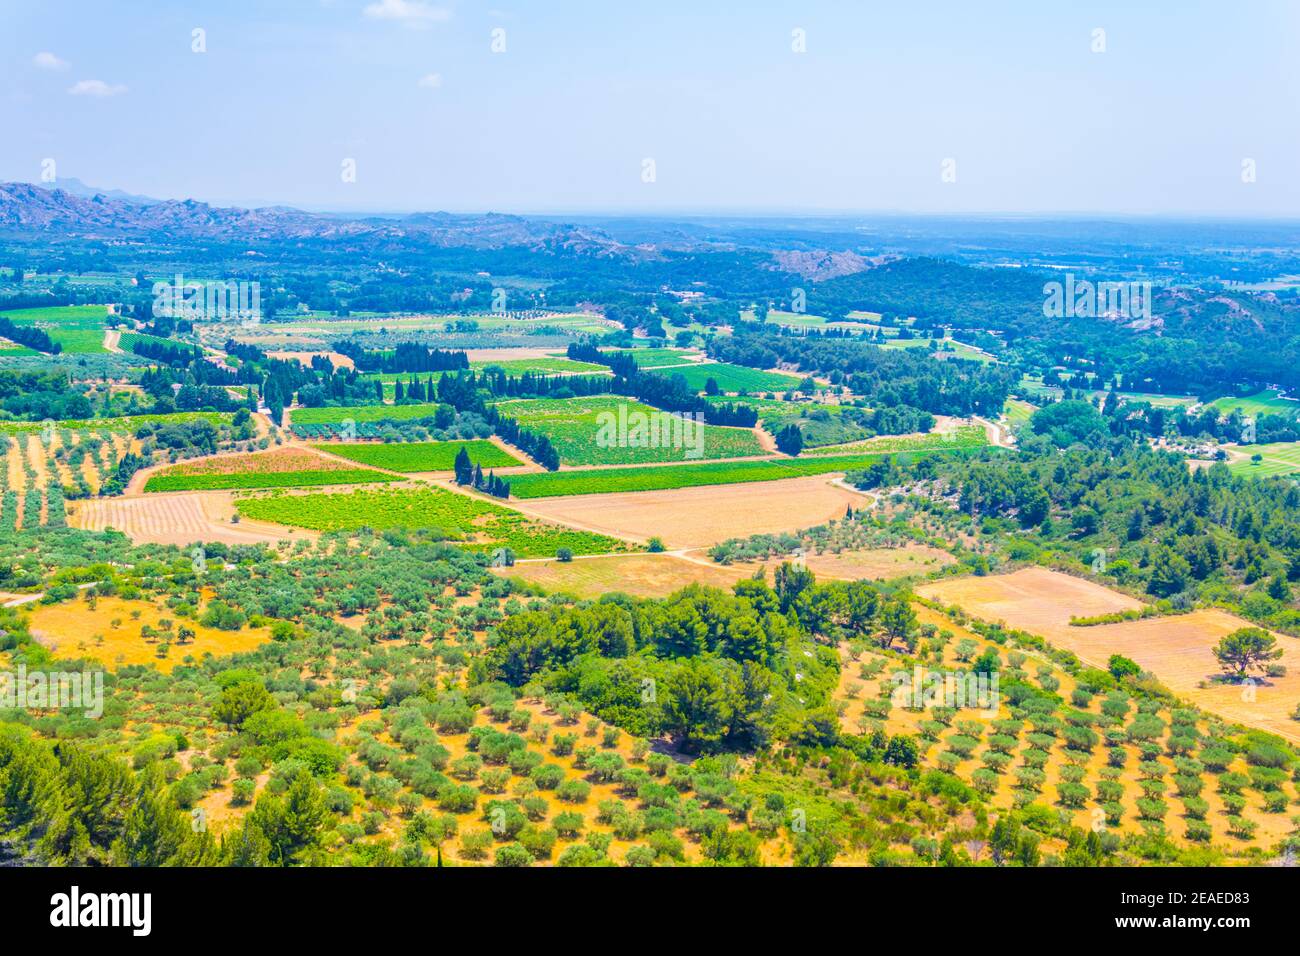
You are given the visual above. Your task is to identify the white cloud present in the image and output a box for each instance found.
[33,51,69,71]
[68,79,127,97]
[363,0,451,24]
[417,72,442,89]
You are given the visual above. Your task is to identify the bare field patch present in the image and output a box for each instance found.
[69,492,309,546]
[799,545,954,581]
[464,347,562,362]
[518,475,866,549]
[493,552,755,599]
[155,446,363,478]
[493,544,948,599]
[918,568,1300,743]
[917,567,1142,638]
[266,350,356,369]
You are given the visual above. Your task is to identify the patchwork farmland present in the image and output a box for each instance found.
[312,439,521,472]
[493,395,767,465]
[4,204,1299,880]
[233,485,634,558]
[143,447,396,492]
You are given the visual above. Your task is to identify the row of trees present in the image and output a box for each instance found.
[452,446,511,498]
[333,341,469,374]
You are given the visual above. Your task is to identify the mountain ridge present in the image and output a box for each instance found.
[0,181,642,257]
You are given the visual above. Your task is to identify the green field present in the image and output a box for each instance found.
[933,340,996,363]
[744,310,875,333]
[47,329,110,354]
[1,304,111,353]
[119,331,193,352]
[804,425,988,456]
[0,338,39,356]
[289,403,445,426]
[605,348,700,368]
[0,304,111,328]
[495,394,766,465]
[762,309,833,329]
[0,411,232,434]
[649,362,802,394]
[1004,399,1038,429]
[505,447,974,498]
[704,394,831,415]
[1224,441,1300,478]
[144,468,395,493]
[1209,390,1300,419]
[311,440,520,472]
[235,486,632,557]
[471,357,608,375]
[875,335,993,363]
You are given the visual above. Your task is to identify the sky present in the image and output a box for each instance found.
[3,0,1299,217]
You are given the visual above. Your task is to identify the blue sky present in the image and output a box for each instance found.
[3,0,1298,216]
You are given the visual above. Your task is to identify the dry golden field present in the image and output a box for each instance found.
[493,552,757,599]
[26,595,271,672]
[266,350,356,369]
[796,544,954,581]
[918,568,1300,744]
[495,544,954,600]
[518,475,867,549]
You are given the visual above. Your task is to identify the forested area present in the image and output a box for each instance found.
[853,402,1300,634]
[708,328,1017,416]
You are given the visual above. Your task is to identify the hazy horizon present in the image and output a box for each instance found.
[5,0,1300,217]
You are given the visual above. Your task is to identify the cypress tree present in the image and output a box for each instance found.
[453,446,473,485]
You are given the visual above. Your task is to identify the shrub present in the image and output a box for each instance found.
[493,843,534,867]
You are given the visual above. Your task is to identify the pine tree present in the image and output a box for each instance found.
[224,817,272,867]
[116,769,214,866]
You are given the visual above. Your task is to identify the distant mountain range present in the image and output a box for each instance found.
[0,181,640,257]
[38,177,161,206]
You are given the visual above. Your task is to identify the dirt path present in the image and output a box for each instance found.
[973,415,1015,448]
[435,476,649,545]
[102,329,123,353]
